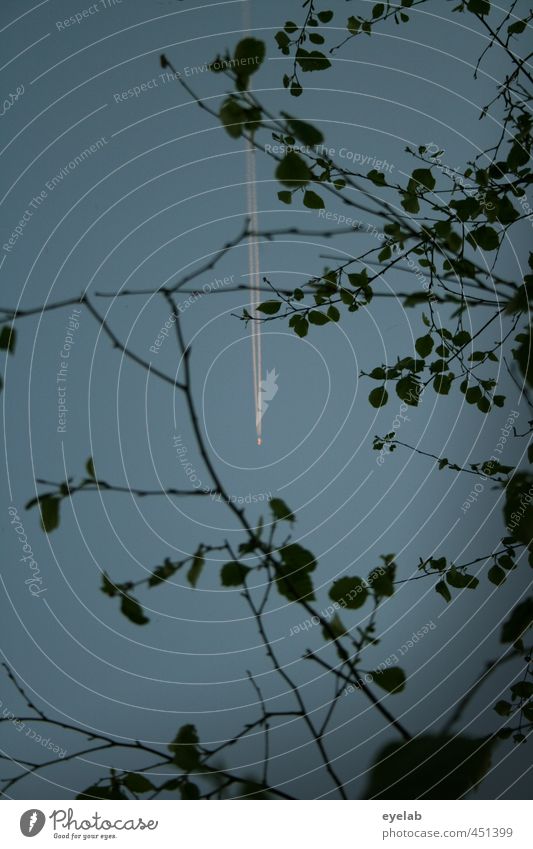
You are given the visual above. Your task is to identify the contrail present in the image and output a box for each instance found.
[243,1,263,446]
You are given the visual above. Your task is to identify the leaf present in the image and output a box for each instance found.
[187,552,204,588]
[488,564,506,585]
[412,168,436,191]
[275,543,317,601]
[396,375,421,406]
[278,190,292,205]
[329,576,368,609]
[364,735,494,799]
[372,667,406,694]
[281,543,316,571]
[347,16,361,35]
[219,98,246,138]
[469,225,499,252]
[276,563,315,602]
[368,169,386,186]
[0,326,16,353]
[77,785,127,800]
[123,773,154,793]
[435,580,451,603]
[494,700,512,717]
[372,3,385,17]
[275,152,311,187]
[369,386,388,407]
[415,334,433,357]
[270,498,295,523]
[233,38,265,77]
[308,310,330,325]
[39,496,60,533]
[433,374,452,395]
[86,457,96,479]
[168,724,200,772]
[121,595,149,625]
[368,563,395,598]
[317,10,333,23]
[467,0,491,15]
[284,116,324,147]
[303,189,325,209]
[257,300,281,315]
[446,566,479,590]
[295,48,331,72]
[289,315,308,337]
[510,681,533,700]
[501,598,533,645]
[220,561,250,586]
[180,781,200,800]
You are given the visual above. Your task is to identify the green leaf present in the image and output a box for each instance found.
[470,225,499,251]
[123,773,154,793]
[276,564,315,602]
[327,305,340,322]
[510,681,533,699]
[121,594,149,625]
[368,169,386,186]
[149,558,180,587]
[168,724,200,772]
[488,564,506,585]
[270,498,295,523]
[415,334,433,357]
[233,38,265,77]
[433,374,452,395]
[86,457,96,479]
[289,314,308,337]
[278,190,292,205]
[284,117,324,147]
[369,386,388,408]
[446,566,479,590]
[435,580,451,603]
[281,543,317,572]
[0,326,16,353]
[295,48,331,72]
[412,168,435,191]
[364,735,494,799]
[467,0,491,15]
[275,152,312,187]
[372,667,406,694]
[368,563,395,598]
[396,375,421,406]
[494,700,512,717]
[501,598,533,645]
[180,781,200,800]
[257,300,281,315]
[187,552,204,588]
[220,561,250,586]
[317,10,333,23]
[303,189,325,209]
[39,496,60,533]
[219,98,246,138]
[347,16,361,35]
[308,310,330,325]
[372,4,385,18]
[329,576,368,609]
[401,193,420,214]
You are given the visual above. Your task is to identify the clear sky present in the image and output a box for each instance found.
[1,0,532,799]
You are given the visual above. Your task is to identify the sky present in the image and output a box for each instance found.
[1,0,532,799]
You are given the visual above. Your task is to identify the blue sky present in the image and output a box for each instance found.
[1,0,532,799]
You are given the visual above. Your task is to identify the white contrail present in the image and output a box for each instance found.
[243,1,263,446]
